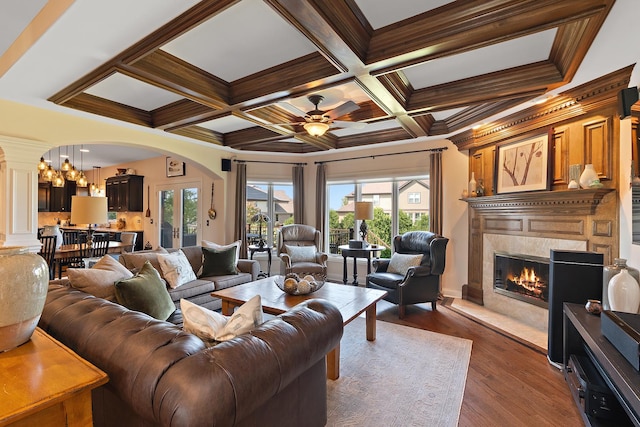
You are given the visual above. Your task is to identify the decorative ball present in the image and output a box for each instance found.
[275,273,326,295]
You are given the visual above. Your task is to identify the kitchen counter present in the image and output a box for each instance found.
[60,226,144,232]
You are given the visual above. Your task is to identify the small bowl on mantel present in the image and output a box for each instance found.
[274,273,325,295]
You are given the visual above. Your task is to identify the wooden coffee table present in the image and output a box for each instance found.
[211,276,387,380]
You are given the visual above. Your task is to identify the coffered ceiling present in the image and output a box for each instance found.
[0,0,630,156]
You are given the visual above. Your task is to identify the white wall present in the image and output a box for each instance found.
[619,118,640,269]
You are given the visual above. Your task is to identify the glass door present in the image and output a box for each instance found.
[158,183,199,248]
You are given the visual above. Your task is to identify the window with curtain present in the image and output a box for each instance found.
[246,182,294,247]
[327,177,429,256]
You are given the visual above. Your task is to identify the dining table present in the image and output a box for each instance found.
[54,241,128,260]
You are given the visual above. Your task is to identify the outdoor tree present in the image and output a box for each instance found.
[398,210,414,235]
[342,212,355,230]
[329,209,341,229]
[370,207,391,247]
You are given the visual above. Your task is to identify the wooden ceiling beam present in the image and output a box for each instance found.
[407,62,562,112]
[336,128,412,150]
[63,93,151,127]
[368,0,607,71]
[169,126,224,146]
[230,53,340,105]
[152,99,218,130]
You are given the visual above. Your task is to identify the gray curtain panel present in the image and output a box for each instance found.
[235,162,248,258]
[429,151,443,236]
[293,164,304,224]
[315,163,327,252]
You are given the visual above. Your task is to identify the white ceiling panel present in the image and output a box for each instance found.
[199,115,256,133]
[404,29,557,89]
[354,0,452,30]
[162,0,317,82]
[331,119,399,137]
[85,73,183,111]
[0,0,47,57]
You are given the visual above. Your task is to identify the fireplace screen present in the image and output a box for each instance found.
[494,252,549,308]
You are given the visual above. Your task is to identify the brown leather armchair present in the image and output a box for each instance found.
[277,224,328,276]
[366,231,449,318]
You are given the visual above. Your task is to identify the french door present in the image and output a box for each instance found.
[158,183,200,249]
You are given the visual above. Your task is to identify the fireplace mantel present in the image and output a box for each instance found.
[462,188,615,216]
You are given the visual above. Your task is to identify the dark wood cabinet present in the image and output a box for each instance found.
[106,175,143,212]
[38,181,76,212]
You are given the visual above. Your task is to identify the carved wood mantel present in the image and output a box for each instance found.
[462,188,614,216]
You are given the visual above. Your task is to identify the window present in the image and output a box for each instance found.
[246,182,293,247]
[327,178,429,256]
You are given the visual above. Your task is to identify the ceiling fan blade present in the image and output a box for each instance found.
[263,121,302,127]
[326,101,360,120]
[332,120,366,129]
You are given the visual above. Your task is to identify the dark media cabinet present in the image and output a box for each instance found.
[563,303,640,426]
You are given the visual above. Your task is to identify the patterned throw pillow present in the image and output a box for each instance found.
[157,250,197,289]
[181,295,263,345]
[387,253,423,276]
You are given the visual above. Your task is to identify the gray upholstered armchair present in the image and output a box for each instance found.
[366,231,449,318]
[277,224,328,276]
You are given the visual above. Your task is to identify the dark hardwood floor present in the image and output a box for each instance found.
[375,299,584,426]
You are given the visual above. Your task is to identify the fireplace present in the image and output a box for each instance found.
[494,252,549,309]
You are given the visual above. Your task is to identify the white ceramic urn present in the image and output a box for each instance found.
[0,247,49,352]
[608,268,640,314]
[579,164,598,189]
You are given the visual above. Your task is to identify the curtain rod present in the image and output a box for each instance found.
[234,159,307,166]
[314,147,447,165]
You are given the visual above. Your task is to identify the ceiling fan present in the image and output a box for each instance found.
[275,94,365,137]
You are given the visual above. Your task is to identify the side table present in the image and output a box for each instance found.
[338,244,385,285]
[0,327,108,426]
[249,244,272,278]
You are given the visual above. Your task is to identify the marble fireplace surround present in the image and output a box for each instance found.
[483,233,586,331]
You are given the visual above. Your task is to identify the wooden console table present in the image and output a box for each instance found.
[563,303,640,426]
[0,328,108,426]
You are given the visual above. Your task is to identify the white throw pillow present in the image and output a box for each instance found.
[157,250,197,289]
[67,255,134,301]
[387,253,423,276]
[285,245,317,263]
[202,240,241,268]
[181,295,264,344]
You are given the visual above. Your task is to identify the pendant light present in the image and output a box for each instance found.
[41,150,55,182]
[37,153,47,172]
[66,146,79,181]
[52,147,65,188]
[76,146,88,187]
[61,146,72,172]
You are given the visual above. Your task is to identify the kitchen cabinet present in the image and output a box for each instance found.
[38,181,76,212]
[106,175,144,212]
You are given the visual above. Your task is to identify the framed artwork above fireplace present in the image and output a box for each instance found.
[495,133,550,194]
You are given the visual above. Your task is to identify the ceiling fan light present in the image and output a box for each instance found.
[303,122,329,137]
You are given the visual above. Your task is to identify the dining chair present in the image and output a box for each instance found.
[38,235,57,280]
[90,233,110,258]
[119,232,137,253]
[56,230,79,279]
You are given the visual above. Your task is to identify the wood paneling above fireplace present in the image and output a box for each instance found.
[459,67,628,305]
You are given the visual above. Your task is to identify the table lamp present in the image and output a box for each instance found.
[251,212,271,248]
[355,201,374,243]
[70,196,108,248]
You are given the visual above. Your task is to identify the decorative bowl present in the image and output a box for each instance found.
[274,273,325,295]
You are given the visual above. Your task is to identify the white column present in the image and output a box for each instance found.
[0,136,51,252]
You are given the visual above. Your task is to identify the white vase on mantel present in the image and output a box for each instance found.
[468,172,476,196]
[608,268,640,314]
[579,164,598,189]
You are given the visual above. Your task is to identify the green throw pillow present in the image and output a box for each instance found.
[114,260,175,320]
[201,246,238,277]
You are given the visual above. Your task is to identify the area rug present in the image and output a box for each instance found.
[326,317,472,427]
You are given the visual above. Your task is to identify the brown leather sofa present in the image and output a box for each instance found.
[39,284,343,427]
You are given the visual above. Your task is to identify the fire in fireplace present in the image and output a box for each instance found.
[494,252,549,308]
